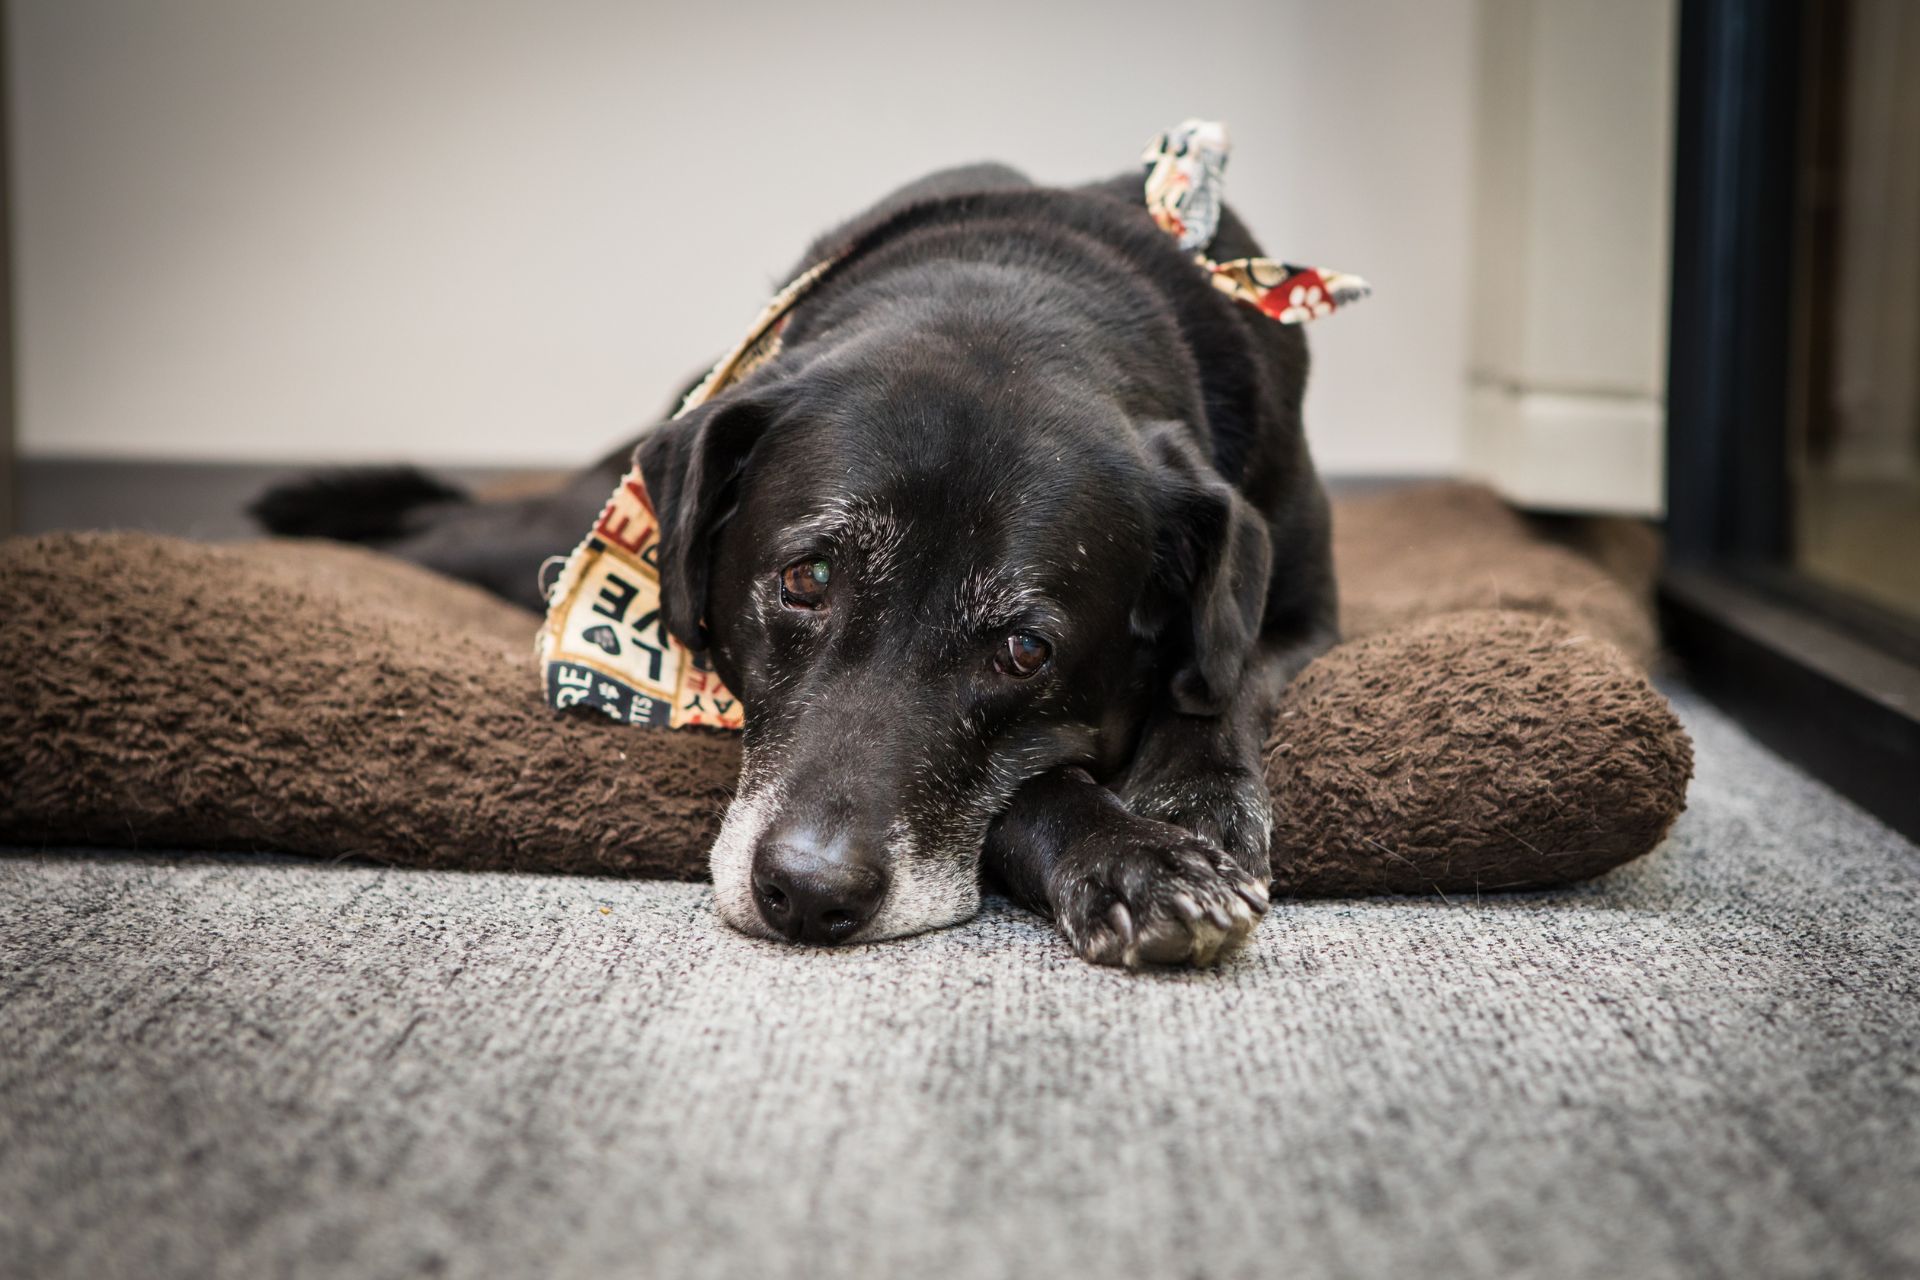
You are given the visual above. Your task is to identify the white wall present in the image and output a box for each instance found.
[1462,0,1674,515]
[10,0,1475,475]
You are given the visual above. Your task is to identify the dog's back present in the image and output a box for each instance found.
[251,161,1329,634]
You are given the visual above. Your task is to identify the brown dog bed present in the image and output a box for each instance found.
[0,483,1690,897]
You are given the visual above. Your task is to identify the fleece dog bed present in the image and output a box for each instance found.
[0,483,1689,897]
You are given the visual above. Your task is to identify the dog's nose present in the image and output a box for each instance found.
[751,831,888,945]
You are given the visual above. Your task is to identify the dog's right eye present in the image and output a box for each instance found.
[779,557,831,609]
[996,632,1052,678]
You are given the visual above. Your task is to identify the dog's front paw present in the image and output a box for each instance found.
[1048,817,1270,969]
[1125,761,1276,872]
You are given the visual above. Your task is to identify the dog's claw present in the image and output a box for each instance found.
[1234,879,1272,915]
[1107,901,1136,948]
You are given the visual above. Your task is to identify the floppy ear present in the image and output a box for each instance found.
[634,394,778,650]
[1142,423,1274,716]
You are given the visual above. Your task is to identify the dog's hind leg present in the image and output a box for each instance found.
[247,466,469,545]
[368,480,610,611]
[250,441,635,612]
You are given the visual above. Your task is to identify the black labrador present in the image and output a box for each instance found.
[253,161,1339,967]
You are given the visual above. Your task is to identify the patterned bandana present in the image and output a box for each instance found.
[1140,119,1371,323]
[536,120,1368,729]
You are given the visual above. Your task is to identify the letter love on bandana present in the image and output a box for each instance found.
[536,119,1369,728]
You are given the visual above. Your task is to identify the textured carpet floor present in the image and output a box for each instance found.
[2,686,1915,1280]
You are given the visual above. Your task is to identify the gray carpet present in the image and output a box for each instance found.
[2,687,1915,1280]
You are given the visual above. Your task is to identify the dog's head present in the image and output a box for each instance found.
[638,356,1270,944]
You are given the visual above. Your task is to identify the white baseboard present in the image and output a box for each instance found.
[1464,383,1665,516]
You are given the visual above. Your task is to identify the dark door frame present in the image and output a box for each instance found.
[1661,0,1920,842]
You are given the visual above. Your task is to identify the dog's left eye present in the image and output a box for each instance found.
[997,632,1052,678]
[779,557,831,609]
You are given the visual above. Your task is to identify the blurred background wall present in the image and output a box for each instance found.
[7,0,1477,477]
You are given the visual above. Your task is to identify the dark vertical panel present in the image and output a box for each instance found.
[1665,0,1806,564]
[0,1,14,536]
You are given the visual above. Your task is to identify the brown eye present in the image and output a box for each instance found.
[779,557,831,609]
[998,632,1051,678]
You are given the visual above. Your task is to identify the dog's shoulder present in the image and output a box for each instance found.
[782,168,1309,492]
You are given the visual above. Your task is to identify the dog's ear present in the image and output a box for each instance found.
[635,393,778,650]
[1141,423,1274,716]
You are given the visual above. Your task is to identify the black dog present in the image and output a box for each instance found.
[254,161,1338,967]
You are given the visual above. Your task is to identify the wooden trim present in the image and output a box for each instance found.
[1464,382,1664,515]
[14,457,561,539]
